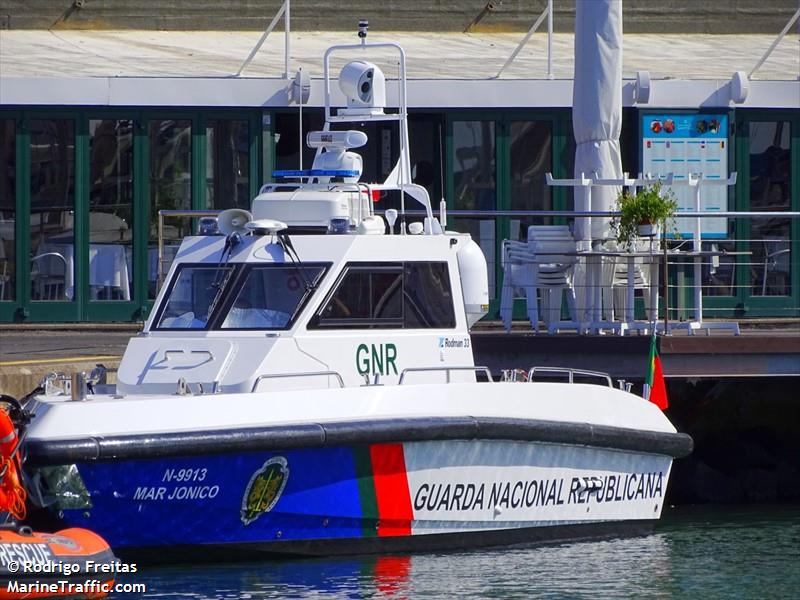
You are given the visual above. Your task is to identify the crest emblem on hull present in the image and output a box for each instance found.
[241,456,289,526]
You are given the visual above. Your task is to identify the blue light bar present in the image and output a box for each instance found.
[272,169,361,178]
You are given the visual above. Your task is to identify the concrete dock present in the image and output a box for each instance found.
[1,320,797,398]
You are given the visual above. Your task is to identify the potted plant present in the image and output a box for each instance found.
[612,183,678,246]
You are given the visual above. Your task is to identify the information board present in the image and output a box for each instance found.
[641,114,729,238]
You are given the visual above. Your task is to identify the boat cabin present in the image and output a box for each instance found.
[119,223,488,395]
[115,41,490,397]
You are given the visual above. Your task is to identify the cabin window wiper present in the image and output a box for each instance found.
[206,233,242,318]
[277,231,316,292]
[205,268,235,320]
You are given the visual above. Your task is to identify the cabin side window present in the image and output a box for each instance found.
[403,262,457,328]
[311,262,455,329]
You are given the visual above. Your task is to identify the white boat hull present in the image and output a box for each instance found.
[24,388,689,558]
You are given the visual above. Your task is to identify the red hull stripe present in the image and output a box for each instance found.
[370,443,413,537]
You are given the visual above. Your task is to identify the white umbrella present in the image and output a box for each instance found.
[573,0,623,243]
[572,0,624,325]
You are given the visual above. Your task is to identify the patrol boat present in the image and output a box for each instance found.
[21,29,691,560]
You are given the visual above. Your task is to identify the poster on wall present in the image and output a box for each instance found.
[641,114,729,238]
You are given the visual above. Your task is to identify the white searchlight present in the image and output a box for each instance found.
[338,60,386,115]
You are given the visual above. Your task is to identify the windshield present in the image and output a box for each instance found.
[154,263,327,331]
[220,264,325,329]
[155,265,234,329]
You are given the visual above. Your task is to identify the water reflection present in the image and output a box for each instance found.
[120,506,800,599]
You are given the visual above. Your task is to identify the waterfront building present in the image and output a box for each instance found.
[0,1,797,324]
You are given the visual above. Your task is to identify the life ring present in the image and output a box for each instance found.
[0,405,16,457]
[0,408,26,520]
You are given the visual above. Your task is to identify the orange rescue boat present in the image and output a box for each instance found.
[1,395,117,599]
[0,524,116,599]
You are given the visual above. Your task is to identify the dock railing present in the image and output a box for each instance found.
[495,0,554,79]
[235,0,291,78]
[446,208,798,334]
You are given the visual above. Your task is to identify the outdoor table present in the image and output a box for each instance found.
[664,248,751,335]
[531,246,751,335]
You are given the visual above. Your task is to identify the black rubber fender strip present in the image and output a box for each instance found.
[24,416,692,464]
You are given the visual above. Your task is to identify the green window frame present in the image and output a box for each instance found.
[733,110,799,318]
[445,110,574,318]
[0,108,266,323]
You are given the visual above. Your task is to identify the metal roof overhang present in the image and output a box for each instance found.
[2,76,799,109]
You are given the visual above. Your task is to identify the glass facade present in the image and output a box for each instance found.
[0,108,795,322]
[29,119,75,302]
[148,119,191,298]
[749,121,791,297]
[89,119,135,301]
[0,120,14,302]
[206,120,250,210]
[409,116,445,208]
[275,112,324,174]
[452,120,497,297]
[509,121,553,240]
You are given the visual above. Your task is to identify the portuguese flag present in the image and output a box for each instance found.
[644,334,668,410]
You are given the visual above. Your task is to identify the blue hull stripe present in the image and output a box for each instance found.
[65,448,366,548]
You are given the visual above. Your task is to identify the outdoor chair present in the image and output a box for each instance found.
[31,252,68,301]
[499,226,578,333]
[607,238,653,321]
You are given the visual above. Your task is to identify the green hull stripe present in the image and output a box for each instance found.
[353,445,378,538]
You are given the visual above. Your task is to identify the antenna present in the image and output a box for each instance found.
[438,122,446,226]
[291,68,311,171]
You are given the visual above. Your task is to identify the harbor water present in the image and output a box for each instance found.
[116,504,799,598]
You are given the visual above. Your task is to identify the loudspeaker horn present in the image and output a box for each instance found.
[217,208,253,236]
